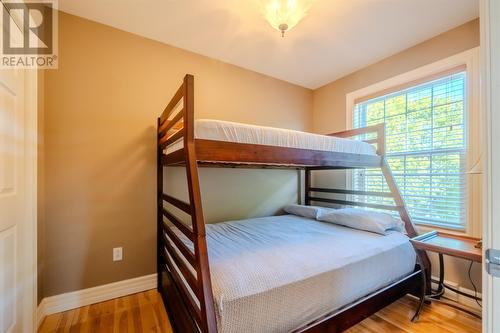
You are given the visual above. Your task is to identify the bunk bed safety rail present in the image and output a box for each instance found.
[158,90,185,150]
[327,123,386,156]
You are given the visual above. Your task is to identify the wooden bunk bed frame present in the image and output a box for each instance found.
[157,74,431,333]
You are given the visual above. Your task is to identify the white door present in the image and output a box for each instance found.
[481,1,500,333]
[0,9,37,333]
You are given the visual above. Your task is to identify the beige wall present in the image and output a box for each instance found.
[311,19,481,290]
[41,12,312,298]
[313,19,479,134]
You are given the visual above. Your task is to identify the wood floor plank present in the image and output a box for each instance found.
[87,301,103,332]
[78,308,92,333]
[39,312,63,333]
[98,299,116,332]
[130,293,144,333]
[38,290,481,333]
[353,315,408,333]
[137,291,160,332]
[115,308,129,333]
[68,309,82,333]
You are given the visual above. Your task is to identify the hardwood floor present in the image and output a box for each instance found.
[38,290,172,333]
[344,296,481,333]
[38,290,481,333]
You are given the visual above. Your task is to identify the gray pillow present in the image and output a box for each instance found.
[317,207,405,235]
[283,204,328,220]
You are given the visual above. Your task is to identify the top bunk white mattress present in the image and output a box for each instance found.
[169,119,377,155]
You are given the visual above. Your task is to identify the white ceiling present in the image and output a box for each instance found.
[58,0,479,89]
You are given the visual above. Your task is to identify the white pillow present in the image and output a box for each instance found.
[317,208,405,235]
[283,204,328,220]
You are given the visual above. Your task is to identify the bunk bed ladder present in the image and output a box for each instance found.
[157,74,217,333]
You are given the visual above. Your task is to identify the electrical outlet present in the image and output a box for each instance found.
[113,247,123,261]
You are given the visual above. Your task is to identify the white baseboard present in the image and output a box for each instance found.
[36,274,157,329]
[431,275,482,311]
[36,301,46,329]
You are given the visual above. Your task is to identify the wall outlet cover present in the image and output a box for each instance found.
[113,247,123,261]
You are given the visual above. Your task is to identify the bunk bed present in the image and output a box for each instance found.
[157,74,431,333]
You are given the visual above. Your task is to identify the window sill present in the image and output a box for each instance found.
[416,223,469,237]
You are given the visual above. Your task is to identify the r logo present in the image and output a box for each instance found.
[2,2,53,54]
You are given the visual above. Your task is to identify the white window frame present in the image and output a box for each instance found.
[345,47,481,237]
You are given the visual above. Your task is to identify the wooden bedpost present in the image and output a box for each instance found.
[183,75,217,333]
[380,161,415,237]
[157,75,217,333]
[304,169,311,205]
[157,117,163,293]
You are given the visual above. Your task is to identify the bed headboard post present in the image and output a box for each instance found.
[304,168,311,206]
[183,74,195,143]
[182,74,218,333]
[156,117,163,292]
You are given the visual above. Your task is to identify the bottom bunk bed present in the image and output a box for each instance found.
[168,213,420,333]
[157,74,430,333]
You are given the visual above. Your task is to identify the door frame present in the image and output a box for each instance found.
[22,67,38,332]
[0,1,39,330]
[480,0,499,332]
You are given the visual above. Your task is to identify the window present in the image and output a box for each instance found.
[352,71,467,230]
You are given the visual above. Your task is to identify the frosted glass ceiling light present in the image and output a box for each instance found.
[262,0,312,37]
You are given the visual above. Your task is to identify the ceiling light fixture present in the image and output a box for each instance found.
[262,0,312,37]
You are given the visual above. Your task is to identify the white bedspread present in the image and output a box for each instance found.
[168,119,376,155]
[203,214,416,333]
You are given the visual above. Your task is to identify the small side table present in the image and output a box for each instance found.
[410,230,482,318]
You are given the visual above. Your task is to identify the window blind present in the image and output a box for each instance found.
[353,71,467,229]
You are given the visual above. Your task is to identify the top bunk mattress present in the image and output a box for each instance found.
[173,119,377,155]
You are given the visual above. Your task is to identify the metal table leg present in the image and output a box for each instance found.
[428,253,445,299]
[423,254,482,319]
[411,254,427,322]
